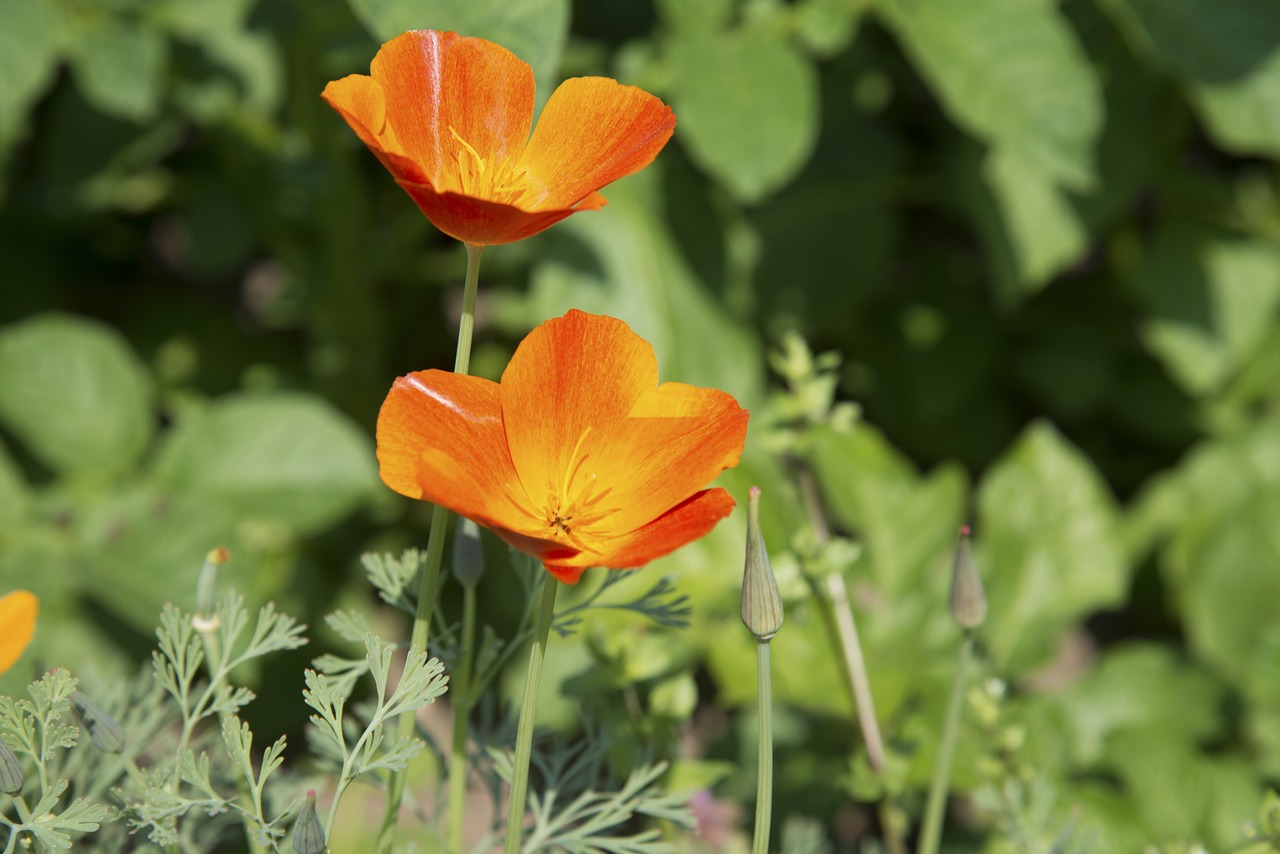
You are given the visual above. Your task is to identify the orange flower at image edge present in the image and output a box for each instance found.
[0,590,38,675]
[323,29,676,246]
[377,310,749,584]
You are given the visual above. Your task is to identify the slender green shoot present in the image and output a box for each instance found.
[447,583,479,853]
[503,576,560,854]
[374,243,485,853]
[752,640,775,854]
[919,631,976,854]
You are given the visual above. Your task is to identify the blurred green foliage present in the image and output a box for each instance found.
[2,0,1280,849]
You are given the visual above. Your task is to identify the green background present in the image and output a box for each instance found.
[2,0,1280,849]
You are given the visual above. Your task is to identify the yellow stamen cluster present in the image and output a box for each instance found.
[448,127,532,205]
[541,428,613,554]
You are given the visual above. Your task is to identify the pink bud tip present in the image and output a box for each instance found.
[960,524,971,536]
[750,486,761,497]
[307,789,316,798]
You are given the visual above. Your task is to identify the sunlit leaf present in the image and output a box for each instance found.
[976,420,1128,672]
[0,0,60,177]
[1136,223,1280,397]
[878,0,1102,189]
[151,392,377,533]
[65,15,167,121]
[1099,0,1280,156]
[669,29,819,203]
[0,314,154,477]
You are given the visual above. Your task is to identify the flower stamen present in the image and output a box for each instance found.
[447,126,531,206]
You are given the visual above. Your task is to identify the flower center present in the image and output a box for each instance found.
[542,427,615,554]
[448,127,532,205]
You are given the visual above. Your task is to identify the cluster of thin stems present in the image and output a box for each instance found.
[369,245,558,854]
[365,247,978,854]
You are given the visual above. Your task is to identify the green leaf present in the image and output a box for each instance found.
[976,420,1129,672]
[794,0,862,59]
[0,440,27,530]
[1136,224,1280,397]
[982,146,1089,295]
[669,29,819,202]
[1109,729,1259,847]
[1129,415,1280,693]
[1061,643,1228,767]
[151,392,377,532]
[156,0,281,114]
[0,313,153,477]
[878,0,1103,189]
[1099,0,1280,155]
[65,13,167,121]
[520,167,764,405]
[344,0,570,97]
[806,422,969,717]
[0,0,61,176]
[1193,51,1280,157]
[1100,0,1280,82]
[809,423,969,601]
[654,0,734,33]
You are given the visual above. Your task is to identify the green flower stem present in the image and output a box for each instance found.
[751,640,774,854]
[3,796,33,854]
[374,243,486,854]
[195,626,267,854]
[919,631,975,854]
[447,583,479,854]
[503,576,560,854]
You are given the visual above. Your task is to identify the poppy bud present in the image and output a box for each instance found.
[740,487,783,641]
[194,547,230,633]
[291,789,326,854]
[0,737,23,794]
[452,518,485,588]
[950,525,987,630]
[70,690,126,754]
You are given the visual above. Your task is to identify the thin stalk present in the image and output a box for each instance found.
[795,465,886,771]
[751,640,774,854]
[824,572,886,772]
[918,631,975,854]
[447,584,479,853]
[374,243,486,853]
[194,623,267,854]
[503,577,559,854]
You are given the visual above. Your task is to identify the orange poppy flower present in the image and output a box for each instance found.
[377,310,748,584]
[0,590,37,675]
[322,29,677,247]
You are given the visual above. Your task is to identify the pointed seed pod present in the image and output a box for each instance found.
[740,487,784,641]
[291,789,326,854]
[950,525,987,630]
[195,547,229,631]
[0,737,24,794]
[70,690,126,754]
[452,518,485,588]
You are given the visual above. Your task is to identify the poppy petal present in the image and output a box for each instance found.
[500,311,658,516]
[395,181,579,246]
[544,564,588,585]
[322,74,427,185]
[371,30,535,196]
[546,488,736,572]
[376,371,536,534]
[580,382,748,535]
[0,590,37,675]
[520,77,676,209]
